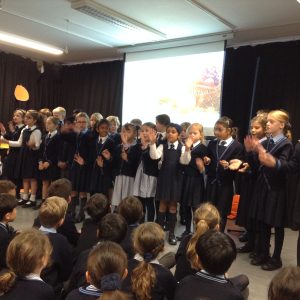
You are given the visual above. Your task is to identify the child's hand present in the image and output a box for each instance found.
[1,137,8,144]
[203,156,211,165]
[228,159,243,171]
[238,162,250,173]
[148,129,157,145]
[43,162,50,169]
[121,132,128,145]
[96,156,104,167]
[38,161,44,170]
[0,122,6,135]
[185,137,193,150]
[219,160,229,169]
[58,161,67,169]
[102,149,111,160]
[195,158,205,172]
[26,140,36,149]
[121,150,128,161]
[74,153,85,165]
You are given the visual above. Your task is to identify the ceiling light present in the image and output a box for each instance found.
[0,31,63,55]
[71,0,166,40]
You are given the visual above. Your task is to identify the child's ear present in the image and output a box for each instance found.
[67,196,72,204]
[122,268,128,280]
[215,224,220,231]
[57,218,65,227]
[85,271,91,284]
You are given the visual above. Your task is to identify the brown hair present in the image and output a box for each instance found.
[39,196,67,228]
[268,110,291,137]
[0,229,52,294]
[180,122,191,131]
[13,109,26,119]
[48,178,72,201]
[26,110,45,132]
[268,266,300,300]
[0,180,16,194]
[87,241,129,300]
[0,194,17,221]
[118,196,143,225]
[46,116,60,127]
[186,203,221,269]
[251,115,267,133]
[132,222,165,300]
[39,108,52,118]
[85,193,110,221]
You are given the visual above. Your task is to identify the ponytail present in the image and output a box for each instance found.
[0,270,16,294]
[100,273,130,300]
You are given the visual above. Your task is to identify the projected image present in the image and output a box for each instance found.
[122,51,224,134]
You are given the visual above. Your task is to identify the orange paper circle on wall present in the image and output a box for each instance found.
[14,85,29,101]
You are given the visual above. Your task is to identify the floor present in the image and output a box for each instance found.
[15,207,298,300]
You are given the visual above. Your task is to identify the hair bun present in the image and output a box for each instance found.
[143,252,154,263]
[101,273,121,291]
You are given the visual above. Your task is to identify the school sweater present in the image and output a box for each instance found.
[0,223,16,269]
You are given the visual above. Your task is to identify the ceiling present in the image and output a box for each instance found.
[0,0,300,64]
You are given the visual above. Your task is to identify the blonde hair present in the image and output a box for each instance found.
[39,196,67,228]
[268,110,291,137]
[186,203,221,269]
[132,222,165,300]
[0,229,52,294]
[107,116,120,127]
[52,107,66,118]
[76,112,90,123]
[90,112,103,121]
[187,123,205,144]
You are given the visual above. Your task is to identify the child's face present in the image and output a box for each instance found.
[167,127,179,143]
[122,127,135,141]
[155,121,164,133]
[13,112,23,125]
[109,122,117,134]
[180,129,187,141]
[53,112,64,121]
[266,114,284,136]
[214,123,230,140]
[250,121,265,139]
[90,117,97,128]
[46,119,58,132]
[98,123,109,137]
[76,117,88,131]
[141,125,154,142]
[24,114,36,127]
[188,125,202,142]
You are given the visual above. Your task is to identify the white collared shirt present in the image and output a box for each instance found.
[25,273,43,282]
[98,135,109,144]
[39,225,57,233]
[8,125,42,149]
[219,136,233,147]
[47,130,57,138]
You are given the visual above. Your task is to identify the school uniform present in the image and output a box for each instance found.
[205,137,243,230]
[0,275,55,300]
[111,142,142,207]
[39,130,61,181]
[39,226,73,294]
[122,255,177,300]
[9,125,42,179]
[174,271,243,300]
[89,135,115,196]
[0,222,16,268]
[3,124,25,182]
[66,285,102,300]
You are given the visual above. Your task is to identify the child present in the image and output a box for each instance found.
[0,180,16,196]
[122,222,177,300]
[118,196,144,259]
[67,213,128,292]
[268,266,300,300]
[38,116,61,207]
[133,122,160,222]
[175,202,220,281]
[204,116,243,231]
[0,109,25,196]
[179,123,207,239]
[39,196,73,294]
[76,193,110,255]
[0,229,54,300]
[111,123,141,209]
[107,115,121,145]
[52,106,66,128]
[66,241,130,300]
[61,112,92,223]
[2,110,44,208]
[174,230,243,300]
[0,194,17,269]
[130,118,142,139]
[155,114,170,145]
[149,123,190,245]
[179,122,191,145]
[246,110,293,270]
[90,119,115,197]
[90,112,103,131]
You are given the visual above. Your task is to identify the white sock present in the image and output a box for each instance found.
[23,193,29,200]
[29,194,36,202]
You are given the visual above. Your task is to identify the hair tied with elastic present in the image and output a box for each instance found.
[101,273,121,291]
[143,252,154,263]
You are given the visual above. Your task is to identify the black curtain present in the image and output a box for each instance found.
[222,40,300,142]
[0,52,62,125]
[61,60,124,119]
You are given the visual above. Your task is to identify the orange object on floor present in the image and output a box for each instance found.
[227,194,240,220]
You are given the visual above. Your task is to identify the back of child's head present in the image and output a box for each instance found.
[85,193,109,222]
[98,213,127,243]
[0,180,16,195]
[130,118,142,128]
[268,266,300,300]
[156,114,170,127]
[87,241,129,300]
[48,178,72,201]
[196,230,236,275]
[0,194,17,221]
[117,196,143,225]
[132,222,165,300]
[0,229,52,294]
[187,202,221,269]
[39,196,67,228]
